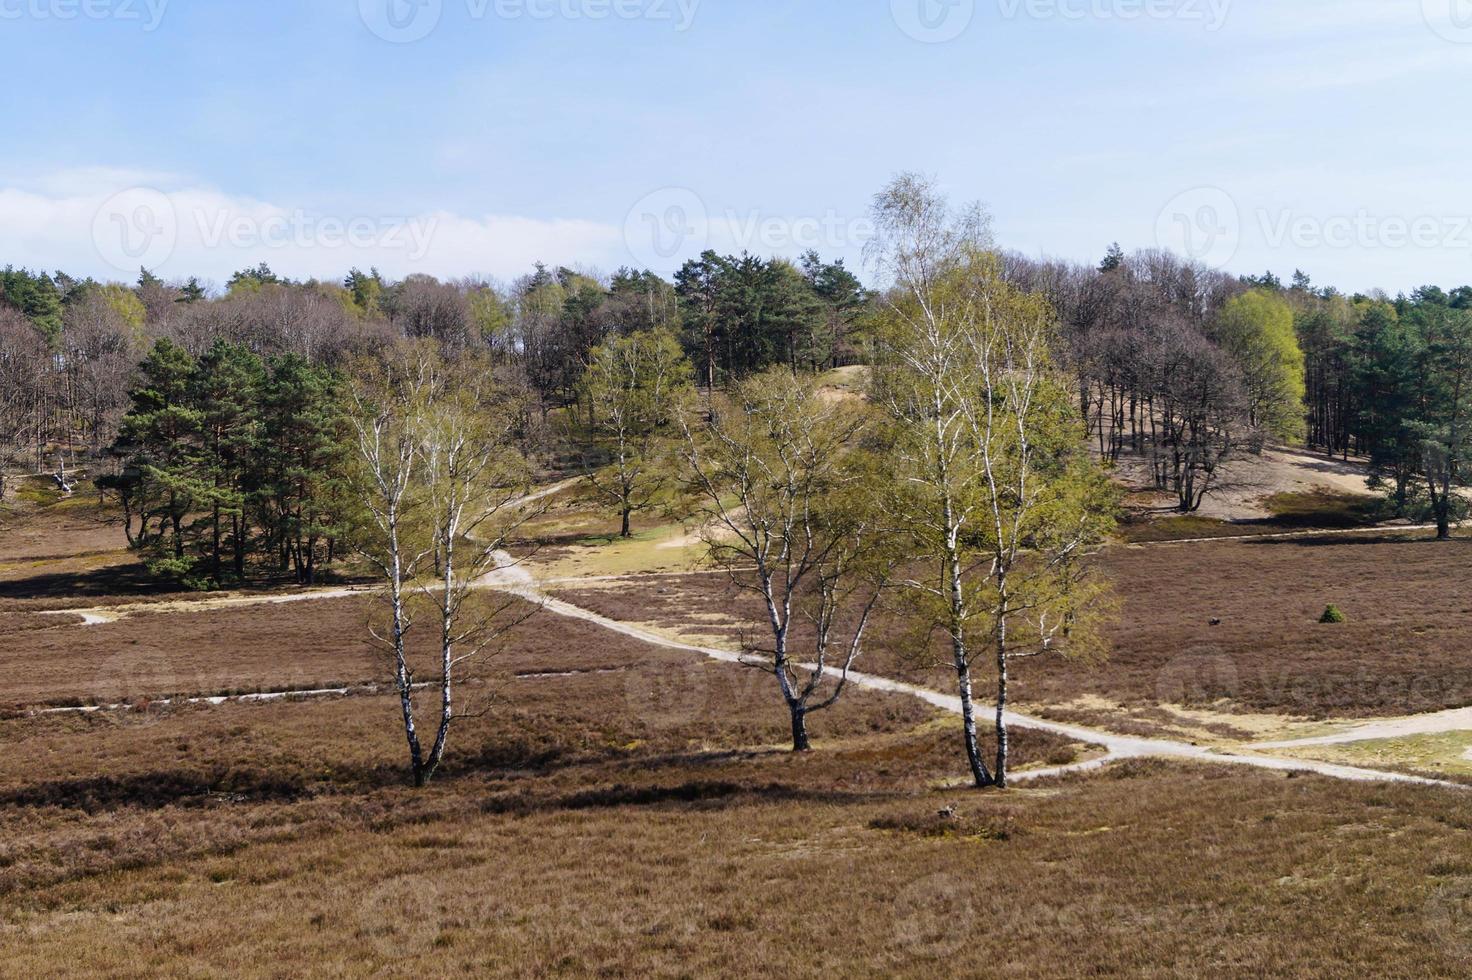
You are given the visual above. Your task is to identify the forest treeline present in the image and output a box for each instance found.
[4,226,1472,564]
[0,252,862,479]
[1008,250,1472,533]
[4,175,1471,788]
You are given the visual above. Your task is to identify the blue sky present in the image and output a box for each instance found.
[3,0,1471,293]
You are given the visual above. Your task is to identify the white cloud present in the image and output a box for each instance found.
[0,169,628,285]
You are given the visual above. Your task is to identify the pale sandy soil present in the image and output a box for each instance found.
[1112,444,1376,521]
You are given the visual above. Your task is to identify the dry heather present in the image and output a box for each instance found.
[552,531,1472,719]
[1,683,1468,976]
[3,491,1472,977]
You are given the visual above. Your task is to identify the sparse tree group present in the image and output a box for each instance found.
[8,172,1472,791]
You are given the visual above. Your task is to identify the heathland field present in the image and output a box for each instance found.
[2,471,1472,977]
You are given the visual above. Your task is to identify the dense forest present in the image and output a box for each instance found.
[3,235,1471,592]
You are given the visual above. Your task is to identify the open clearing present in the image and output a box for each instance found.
[4,473,1472,975]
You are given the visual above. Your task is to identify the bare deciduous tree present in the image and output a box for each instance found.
[869,173,1114,789]
[680,369,888,752]
[349,341,537,787]
[576,327,693,538]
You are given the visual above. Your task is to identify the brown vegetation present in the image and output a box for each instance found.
[554,530,1472,719]
[1,683,1467,976]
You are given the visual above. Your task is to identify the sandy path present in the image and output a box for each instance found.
[36,574,1463,788]
[26,473,1468,790]
[1250,706,1472,750]
[498,586,1460,790]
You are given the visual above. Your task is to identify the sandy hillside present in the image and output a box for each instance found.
[1113,445,1375,521]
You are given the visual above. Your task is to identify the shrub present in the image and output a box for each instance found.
[1319,605,1346,625]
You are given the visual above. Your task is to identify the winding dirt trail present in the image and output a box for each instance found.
[30,506,1470,789]
[506,587,1460,789]
[1250,706,1472,750]
[1129,521,1457,548]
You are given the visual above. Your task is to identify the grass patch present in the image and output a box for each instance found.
[1273,731,1472,783]
[1261,490,1382,530]
[1118,513,1235,543]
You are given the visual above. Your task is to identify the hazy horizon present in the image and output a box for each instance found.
[4,0,1471,293]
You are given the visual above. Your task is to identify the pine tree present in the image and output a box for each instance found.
[108,339,206,573]
[192,340,265,583]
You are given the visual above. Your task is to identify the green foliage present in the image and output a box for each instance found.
[227,263,283,295]
[0,266,64,342]
[104,339,353,588]
[344,267,384,317]
[1214,289,1306,441]
[576,328,693,536]
[675,250,855,386]
[1319,605,1346,625]
[177,277,207,304]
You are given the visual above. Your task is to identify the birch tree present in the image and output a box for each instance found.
[680,369,888,752]
[868,174,1114,788]
[576,328,693,537]
[350,342,536,787]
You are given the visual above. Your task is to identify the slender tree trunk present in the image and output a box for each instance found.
[422,506,458,787]
[389,509,426,787]
[233,514,245,578]
[993,596,1009,789]
[211,503,222,582]
[789,702,810,752]
[948,543,992,788]
[956,661,991,788]
[1435,476,1452,540]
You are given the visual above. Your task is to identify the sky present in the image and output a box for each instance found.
[2,0,1471,294]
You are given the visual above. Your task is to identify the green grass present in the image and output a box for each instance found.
[1117,513,1235,544]
[1118,489,1383,544]
[1261,490,1382,529]
[1275,731,1472,782]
